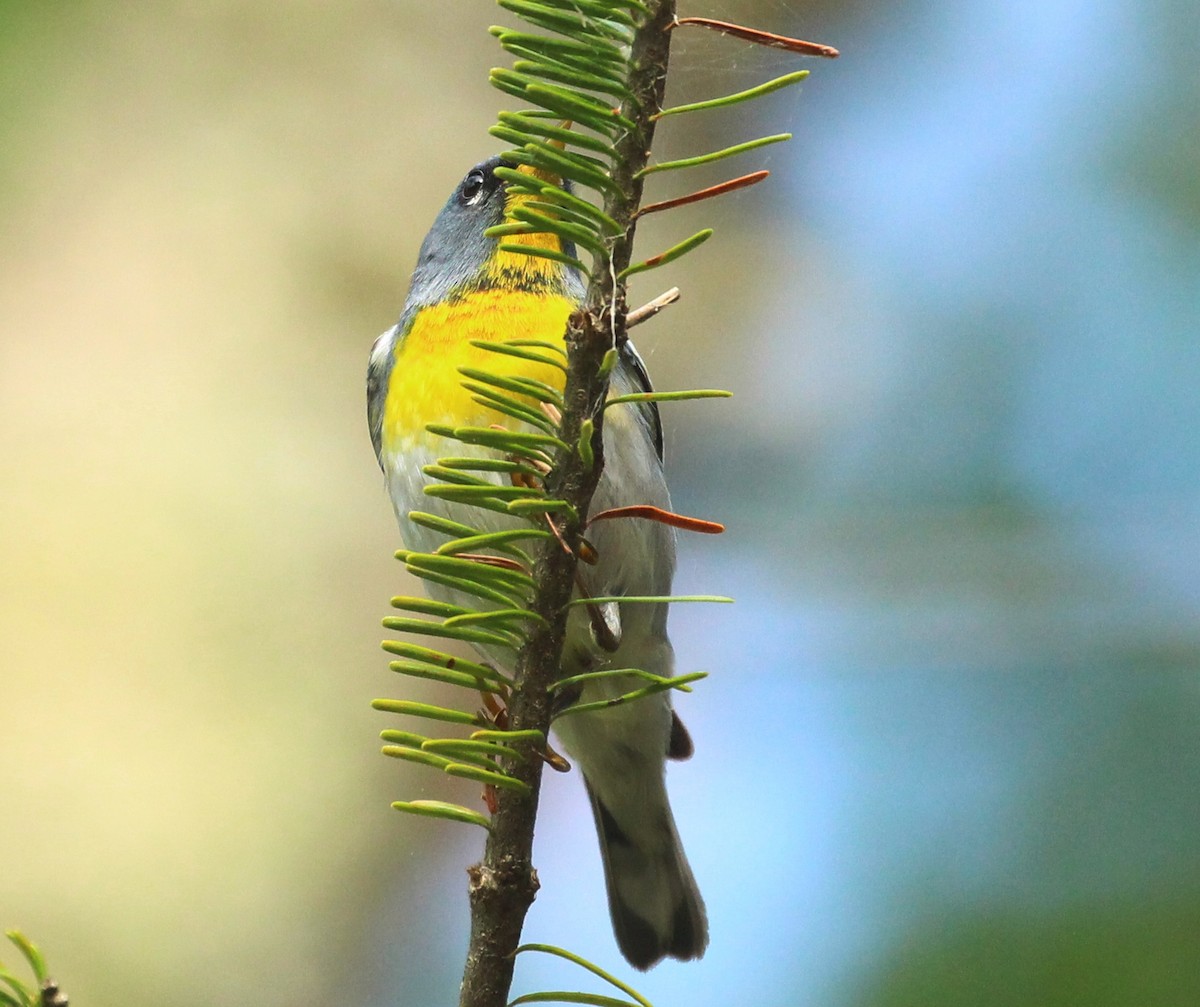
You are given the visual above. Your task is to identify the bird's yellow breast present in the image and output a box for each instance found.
[381,287,576,452]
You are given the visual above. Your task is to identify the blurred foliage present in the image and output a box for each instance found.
[861,901,1200,1007]
[1112,0,1200,232]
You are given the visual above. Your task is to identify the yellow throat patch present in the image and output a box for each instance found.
[381,288,575,451]
[382,172,578,452]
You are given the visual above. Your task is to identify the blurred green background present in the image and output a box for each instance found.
[3,2,1198,1005]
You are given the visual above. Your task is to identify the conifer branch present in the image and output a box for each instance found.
[458,5,678,1005]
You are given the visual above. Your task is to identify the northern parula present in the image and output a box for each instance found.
[367,156,707,969]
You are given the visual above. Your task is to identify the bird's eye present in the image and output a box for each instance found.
[460,170,486,206]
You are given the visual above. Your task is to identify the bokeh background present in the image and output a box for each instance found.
[3,1,1198,1004]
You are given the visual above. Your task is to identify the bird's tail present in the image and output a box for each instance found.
[585,779,708,970]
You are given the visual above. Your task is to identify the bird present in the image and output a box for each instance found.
[367,155,707,970]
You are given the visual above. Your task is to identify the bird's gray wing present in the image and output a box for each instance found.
[617,338,664,462]
[367,322,401,467]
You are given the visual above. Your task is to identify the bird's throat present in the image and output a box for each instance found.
[381,289,575,452]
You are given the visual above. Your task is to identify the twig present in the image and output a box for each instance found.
[626,287,681,328]
[637,171,769,217]
[671,16,840,58]
[588,504,725,534]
